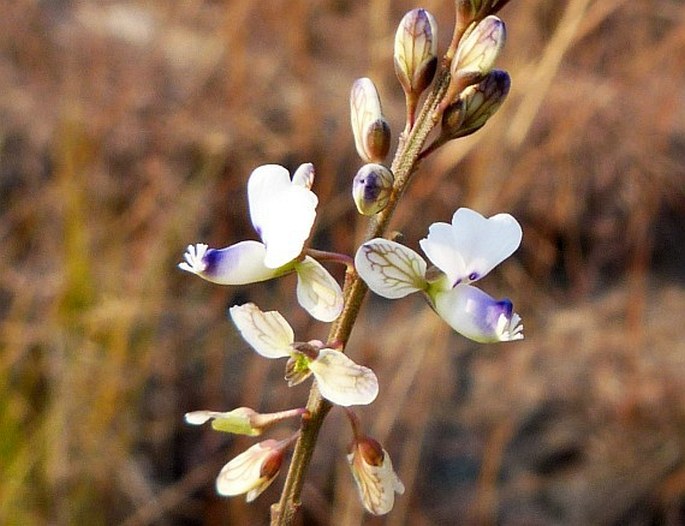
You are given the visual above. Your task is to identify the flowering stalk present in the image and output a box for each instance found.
[180,4,521,524]
[270,41,463,526]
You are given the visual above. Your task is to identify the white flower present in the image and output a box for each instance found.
[347,436,405,515]
[355,207,523,342]
[216,438,287,501]
[179,163,343,322]
[229,303,379,406]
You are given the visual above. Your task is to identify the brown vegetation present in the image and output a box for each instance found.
[1,1,684,524]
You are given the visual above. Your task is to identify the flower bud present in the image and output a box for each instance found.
[184,406,307,436]
[451,15,506,84]
[216,437,292,501]
[352,163,394,216]
[394,9,438,100]
[347,435,405,515]
[441,69,510,141]
[350,78,391,163]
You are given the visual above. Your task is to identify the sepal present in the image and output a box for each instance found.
[355,238,428,299]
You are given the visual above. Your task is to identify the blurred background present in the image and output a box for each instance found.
[1,1,684,524]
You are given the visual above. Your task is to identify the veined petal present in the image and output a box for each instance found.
[294,256,344,322]
[178,241,285,285]
[419,208,522,287]
[348,439,405,515]
[216,439,284,501]
[355,238,428,299]
[247,164,318,269]
[229,303,294,359]
[433,284,524,343]
[308,349,379,407]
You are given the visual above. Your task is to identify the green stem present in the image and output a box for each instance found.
[270,67,453,526]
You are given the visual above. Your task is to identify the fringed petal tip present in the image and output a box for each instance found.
[178,243,209,274]
[498,311,524,341]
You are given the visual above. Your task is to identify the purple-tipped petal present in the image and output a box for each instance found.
[179,241,286,285]
[433,284,523,343]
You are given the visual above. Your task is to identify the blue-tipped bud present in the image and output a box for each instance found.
[441,69,510,140]
[394,9,438,100]
[352,163,394,216]
[350,78,391,163]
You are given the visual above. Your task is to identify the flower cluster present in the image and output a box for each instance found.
[181,1,523,520]
[355,208,523,343]
[179,164,343,322]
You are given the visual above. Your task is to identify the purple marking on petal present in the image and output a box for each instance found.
[202,248,224,276]
[453,278,463,287]
[468,272,479,281]
[484,298,513,327]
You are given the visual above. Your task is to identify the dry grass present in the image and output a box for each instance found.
[1,1,684,524]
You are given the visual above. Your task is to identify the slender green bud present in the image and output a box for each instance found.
[394,9,438,101]
[442,69,511,141]
[350,78,391,163]
[451,15,506,84]
[352,163,394,216]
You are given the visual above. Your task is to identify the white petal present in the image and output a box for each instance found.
[355,238,427,299]
[178,241,285,285]
[247,164,318,269]
[184,410,221,425]
[295,256,344,322]
[229,303,294,358]
[292,162,315,189]
[348,447,404,515]
[432,284,524,343]
[308,349,379,406]
[216,440,278,498]
[419,208,522,287]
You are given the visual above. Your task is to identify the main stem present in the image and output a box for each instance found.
[271,69,453,526]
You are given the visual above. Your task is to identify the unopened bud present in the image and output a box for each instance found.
[442,69,510,140]
[452,15,506,84]
[394,9,438,100]
[352,163,394,216]
[350,78,391,163]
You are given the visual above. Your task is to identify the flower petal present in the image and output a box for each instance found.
[348,443,405,515]
[355,238,427,299]
[292,162,315,189]
[295,256,344,322]
[419,208,522,287]
[185,408,261,436]
[307,349,379,406]
[229,303,294,358]
[179,241,285,285]
[432,284,524,342]
[247,164,318,268]
[216,439,283,500]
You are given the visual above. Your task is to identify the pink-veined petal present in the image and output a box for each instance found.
[295,256,343,322]
[308,349,379,407]
[229,303,294,359]
[355,238,427,299]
